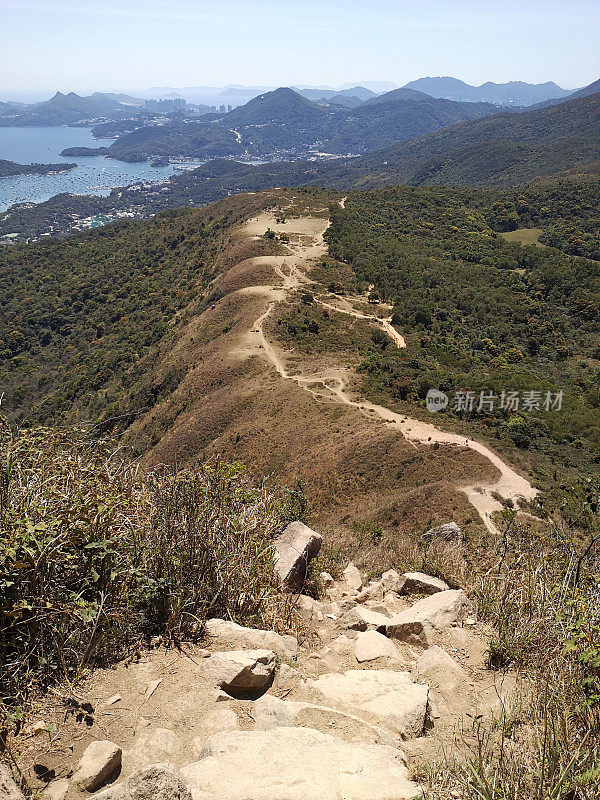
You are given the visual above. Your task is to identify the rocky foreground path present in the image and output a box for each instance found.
[14,522,514,800]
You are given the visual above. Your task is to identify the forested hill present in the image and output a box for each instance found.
[350,88,600,187]
[0,159,76,177]
[173,87,600,191]
[324,187,600,483]
[0,192,286,425]
[0,91,131,126]
[2,88,599,241]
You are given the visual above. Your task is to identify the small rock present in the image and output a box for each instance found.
[203,650,276,697]
[42,778,70,800]
[72,740,122,792]
[104,695,122,707]
[0,763,25,800]
[354,630,402,663]
[92,764,192,800]
[355,581,383,603]
[343,562,362,592]
[296,594,324,621]
[330,634,352,655]
[274,521,322,590]
[320,571,335,586]
[278,663,301,683]
[30,719,48,736]
[398,572,450,596]
[380,569,402,592]
[423,522,464,542]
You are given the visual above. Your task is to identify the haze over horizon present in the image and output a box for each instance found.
[1,0,598,100]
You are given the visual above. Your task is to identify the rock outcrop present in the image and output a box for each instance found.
[203,649,276,697]
[274,521,322,590]
[180,728,421,800]
[310,670,429,739]
[28,552,494,800]
[203,618,297,659]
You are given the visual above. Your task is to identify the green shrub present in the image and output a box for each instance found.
[0,421,288,713]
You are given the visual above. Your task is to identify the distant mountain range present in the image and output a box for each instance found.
[297,86,376,107]
[0,91,135,126]
[403,77,573,106]
[61,86,500,162]
[0,77,587,129]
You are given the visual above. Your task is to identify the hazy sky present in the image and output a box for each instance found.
[1,0,599,98]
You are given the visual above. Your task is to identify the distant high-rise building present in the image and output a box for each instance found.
[144,98,187,112]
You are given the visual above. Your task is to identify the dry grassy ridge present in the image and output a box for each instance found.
[121,189,514,539]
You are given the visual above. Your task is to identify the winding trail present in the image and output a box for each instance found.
[237,207,537,533]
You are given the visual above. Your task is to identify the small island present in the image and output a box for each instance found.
[0,159,77,177]
[60,146,110,157]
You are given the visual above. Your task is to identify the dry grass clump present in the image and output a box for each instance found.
[0,420,294,718]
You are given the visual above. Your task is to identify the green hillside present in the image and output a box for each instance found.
[324,186,600,486]
[0,193,281,425]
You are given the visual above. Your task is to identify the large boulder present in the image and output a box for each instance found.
[354,630,403,663]
[274,521,322,590]
[309,669,428,739]
[203,650,275,698]
[203,618,297,659]
[398,572,449,596]
[342,562,363,592]
[72,740,122,792]
[180,727,421,800]
[385,589,468,646]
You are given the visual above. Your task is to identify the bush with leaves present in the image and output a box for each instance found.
[0,420,290,714]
